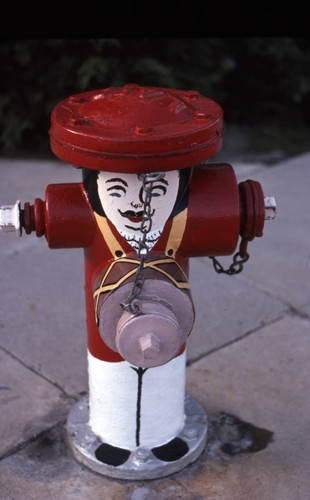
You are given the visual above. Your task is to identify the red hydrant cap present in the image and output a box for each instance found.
[49,84,224,172]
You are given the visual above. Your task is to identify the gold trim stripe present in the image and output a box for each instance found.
[93,208,188,323]
[165,208,188,258]
[94,212,125,257]
[94,207,188,261]
[93,257,190,322]
[94,258,189,299]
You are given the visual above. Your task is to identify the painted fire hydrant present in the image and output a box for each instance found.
[0,84,276,479]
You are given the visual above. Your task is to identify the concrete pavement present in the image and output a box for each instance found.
[0,151,309,499]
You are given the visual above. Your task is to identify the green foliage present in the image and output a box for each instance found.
[0,38,309,155]
[221,38,310,123]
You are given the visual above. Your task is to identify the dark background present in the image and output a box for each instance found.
[1,37,309,159]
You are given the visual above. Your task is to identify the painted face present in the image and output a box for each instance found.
[97,170,180,235]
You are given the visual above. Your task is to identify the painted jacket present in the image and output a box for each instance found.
[41,164,240,362]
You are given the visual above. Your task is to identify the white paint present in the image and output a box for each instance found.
[118,226,164,251]
[264,196,276,220]
[0,201,21,234]
[88,349,186,450]
[97,170,180,236]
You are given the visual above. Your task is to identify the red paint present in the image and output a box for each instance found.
[239,180,265,257]
[123,213,144,224]
[20,85,267,363]
[25,162,266,362]
[44,183,96,248]
[239,180,265,240]
[49,84,224,173]
[183,164,240,257]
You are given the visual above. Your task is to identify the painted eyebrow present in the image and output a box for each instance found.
[155,178,168,186]
[107,185,126,192]
[105,178,128,187]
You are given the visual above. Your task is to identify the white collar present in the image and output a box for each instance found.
[118,226,164,252]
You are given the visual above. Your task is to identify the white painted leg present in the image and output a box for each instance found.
[67,349,207,479]
[88,349,186,450]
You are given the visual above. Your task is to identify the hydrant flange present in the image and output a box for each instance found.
[67,392,207,480]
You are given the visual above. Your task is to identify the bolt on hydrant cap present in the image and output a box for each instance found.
[115,297,187,368]
[49,84,224,172]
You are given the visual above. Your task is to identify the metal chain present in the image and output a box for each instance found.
[121,172,165,314]
[121,174,249,310]
[209,238,250,276]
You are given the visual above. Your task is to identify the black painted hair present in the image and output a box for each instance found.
[82,168,192,219]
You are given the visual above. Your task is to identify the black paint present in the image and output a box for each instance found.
[131,367,148,447]
[95,443,131,466]
[82,167,191,220]
[152,438,189,462]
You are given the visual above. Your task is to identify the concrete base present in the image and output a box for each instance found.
[66,392,207,480]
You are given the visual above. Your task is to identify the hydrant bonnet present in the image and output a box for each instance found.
[49,84,224,172]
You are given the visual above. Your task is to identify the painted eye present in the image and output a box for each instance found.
[107,185,126,197]
[138,182,167,203]
[105,178,128,198]
[152,185,167,197]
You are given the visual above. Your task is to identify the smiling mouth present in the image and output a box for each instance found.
[119,210,144,224]
[118,209,155,229]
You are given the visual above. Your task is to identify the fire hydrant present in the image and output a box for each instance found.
[0,84,276,480]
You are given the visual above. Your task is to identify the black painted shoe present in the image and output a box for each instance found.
[95,443,131,466]
[152,437,189,462]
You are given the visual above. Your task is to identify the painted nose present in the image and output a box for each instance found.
[130,201,142,209]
